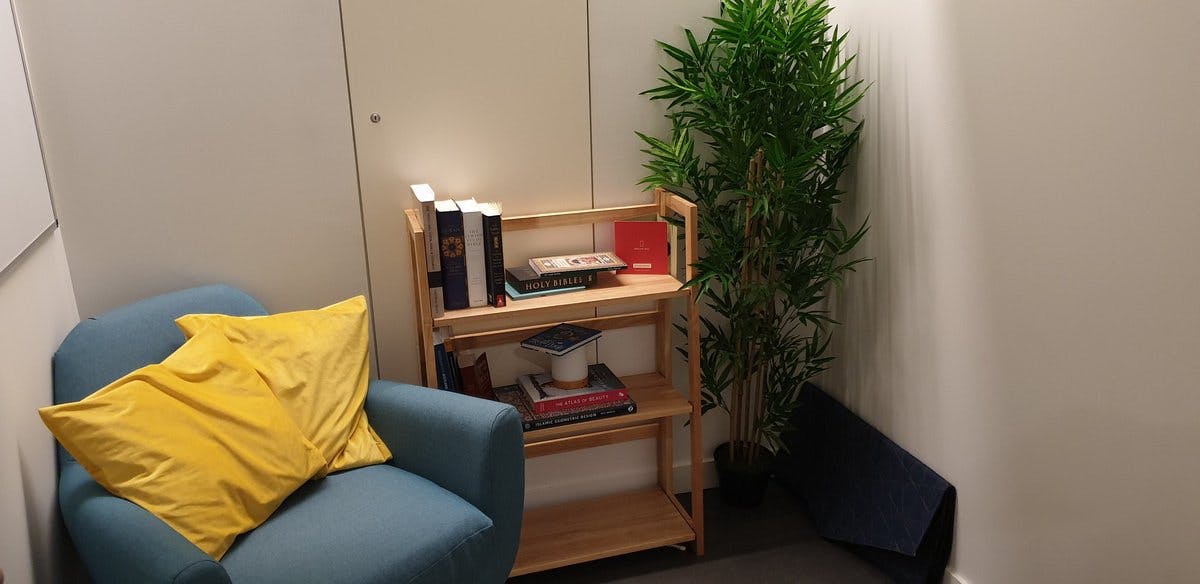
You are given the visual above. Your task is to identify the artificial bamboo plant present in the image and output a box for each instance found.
[639,0,867,465]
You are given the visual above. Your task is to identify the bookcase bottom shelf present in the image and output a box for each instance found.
[510,487,695,577]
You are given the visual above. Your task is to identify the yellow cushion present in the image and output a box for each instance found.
[175,296,391,475]
[39,326,327,559]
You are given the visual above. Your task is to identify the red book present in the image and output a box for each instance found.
[614,221,669,275]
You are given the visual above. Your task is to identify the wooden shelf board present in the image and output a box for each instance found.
[510,487,695,577]
[432,272,687,328]
[523,373,691,444]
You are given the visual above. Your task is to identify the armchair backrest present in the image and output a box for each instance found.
[52,283,266,420]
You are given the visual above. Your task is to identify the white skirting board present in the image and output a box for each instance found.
[947,569,969,584]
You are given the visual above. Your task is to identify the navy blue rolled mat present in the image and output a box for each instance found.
[774,383,956,584]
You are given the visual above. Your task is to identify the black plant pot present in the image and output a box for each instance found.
[714,442,775,508]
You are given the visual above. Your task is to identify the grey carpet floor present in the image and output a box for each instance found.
[509,482,890,583]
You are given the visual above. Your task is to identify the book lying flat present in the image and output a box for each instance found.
[492,384,637,432]
[528,251,627,277]
[519,323,602,356]
[517,363,627,414]
[504,282,584,301]
[505,265,597,294]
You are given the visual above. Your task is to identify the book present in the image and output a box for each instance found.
[478,202,506,308]
[449,342,464,393]
[432,327,455,391]
[667,221,680,277]
[614,220,670,275]
[505,265,597,294]
[504,282,584,301]
[435,200,468,310]
[455,198,487,308]
[410,184,444,318]
[492,384,637,432]
[456,350,494,399]
[473,352,493,399]
[528,251,627,277]
[517,363,627,414]
[520,323,602,356]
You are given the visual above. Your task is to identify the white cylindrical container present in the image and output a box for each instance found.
[550,349,589,389]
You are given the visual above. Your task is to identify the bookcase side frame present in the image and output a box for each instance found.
[405,209,438,387]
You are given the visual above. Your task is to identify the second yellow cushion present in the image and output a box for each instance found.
[176,295,391,475]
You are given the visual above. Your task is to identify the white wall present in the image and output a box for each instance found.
[0,4,79,580]
[12,0,371,318]
[341,0,595,387]
[0,230,78,584]
[0,0,53,270]
[824,1,1200,582]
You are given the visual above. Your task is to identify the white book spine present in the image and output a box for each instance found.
[411,184,444,317]
[457,198,487,307]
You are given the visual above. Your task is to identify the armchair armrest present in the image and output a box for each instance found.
[364,380,524,575]
[58,464,230,584]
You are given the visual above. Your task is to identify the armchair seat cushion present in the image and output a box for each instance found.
[220,464,493,584]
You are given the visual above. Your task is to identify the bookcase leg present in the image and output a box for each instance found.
[657,418,673,493]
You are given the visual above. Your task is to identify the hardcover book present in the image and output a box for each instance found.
[505,265,597,294]
[432,327,456,391]
[528,251,627,277]
[614,220,670,275]
[455,198,487,308]
[492,384,637,432]
[504,282,584,301]
[410,184,444,317]
[520,323,602,356]
[457,351,493,399]
[517,363,627,414]
[435,200,468,310]
[478,202,506,308]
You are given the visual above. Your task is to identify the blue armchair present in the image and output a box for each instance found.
[52,285,524,584]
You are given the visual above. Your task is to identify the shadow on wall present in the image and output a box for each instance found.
[820,0,998,580]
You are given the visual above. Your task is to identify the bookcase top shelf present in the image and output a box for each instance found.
[431,271,688,328]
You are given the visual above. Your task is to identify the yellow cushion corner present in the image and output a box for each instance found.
[39,326,327,559]
[175,295,391,475]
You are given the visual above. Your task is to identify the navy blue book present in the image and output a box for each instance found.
[520,323,602,356]
[435,200,468,310]
[432,328,456,391]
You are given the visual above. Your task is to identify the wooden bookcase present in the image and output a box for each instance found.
[404,188,705,576]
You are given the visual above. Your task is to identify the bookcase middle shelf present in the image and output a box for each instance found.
[521,372,690,450]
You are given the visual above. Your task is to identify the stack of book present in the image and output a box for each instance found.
[491,363,636,431]
[411,184,506,316]
[505,252,628,301]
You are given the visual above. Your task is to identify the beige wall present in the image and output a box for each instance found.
[341,0,594,386]
[1,5,78,580]
[13,0,370,318]
[0,0,53,270]
[825,1,1200,582]
[0,230,79,584]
